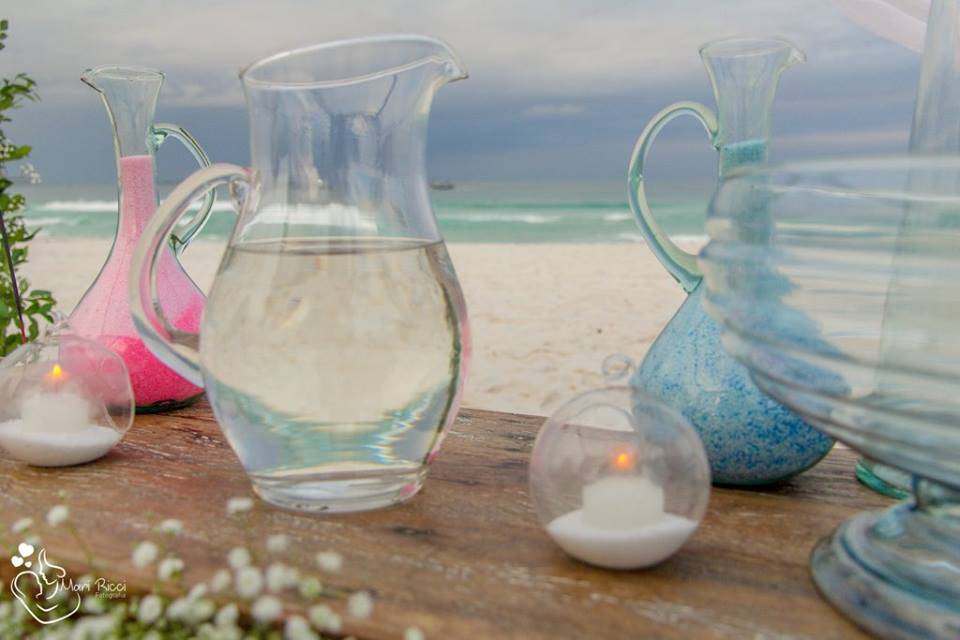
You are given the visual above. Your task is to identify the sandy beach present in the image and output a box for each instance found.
[22,238,698,417]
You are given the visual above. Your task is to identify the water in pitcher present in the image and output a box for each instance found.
[199,237,467,507]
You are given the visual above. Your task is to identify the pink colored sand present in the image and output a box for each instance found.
[68,155,205,408]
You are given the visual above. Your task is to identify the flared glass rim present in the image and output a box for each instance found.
[240,34,466,89]
[699,36,800,59]
[81,65,164,84]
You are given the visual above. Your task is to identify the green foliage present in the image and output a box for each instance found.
[0,19,56,356]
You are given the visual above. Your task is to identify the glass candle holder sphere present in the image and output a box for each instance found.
[0,320,134,466]
[529,386,710,569]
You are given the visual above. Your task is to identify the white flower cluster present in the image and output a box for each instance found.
[46,504,69,527]
[0,496,434,640]
[132,541,159,568]
[10,517,32,533]
[158,518,184,535]
[18,161,40,185]
[226,496,254,515]
[315,550,343,573]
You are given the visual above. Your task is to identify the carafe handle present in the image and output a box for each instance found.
[130,163,251,386]
[628,101,718,293]
[152,123,217,255]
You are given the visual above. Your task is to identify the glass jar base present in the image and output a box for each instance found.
[811,505,960,639]
[251,469,426,514]
[137,392,204,414]
[855,457,912,499]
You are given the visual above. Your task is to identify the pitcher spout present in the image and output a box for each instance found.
[699,37,804,164]
[242,34,467,89]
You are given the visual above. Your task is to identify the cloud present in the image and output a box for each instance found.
[1,0,909,108]
[523,103,585,117]
[0,0,924,182]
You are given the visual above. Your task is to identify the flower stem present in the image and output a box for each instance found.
[0,211,26,344]
[66,522,100,574]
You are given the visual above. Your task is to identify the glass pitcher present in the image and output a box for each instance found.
[70,66,214,412]
[626,37,833,485]
[130,36,470,513]
[858,0,960,499]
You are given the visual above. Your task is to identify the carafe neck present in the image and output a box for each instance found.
[82,67,164,242]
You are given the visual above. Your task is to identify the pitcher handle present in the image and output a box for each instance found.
[153,123,217,255]
[130,163,250,386]
[628,101,718,293]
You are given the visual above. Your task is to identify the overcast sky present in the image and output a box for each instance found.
[0,0,922,186]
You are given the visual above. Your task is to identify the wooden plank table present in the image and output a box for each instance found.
[0,401,891,639]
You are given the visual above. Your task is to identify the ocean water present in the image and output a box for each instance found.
[16,181,709,244]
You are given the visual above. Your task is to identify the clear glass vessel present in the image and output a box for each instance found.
[70,66,214,412]
[130,36,471,513]
[700,156,960,638]
[855,0,960,499]
[627,37,833,484]
[529,386,710,570]
[0,317,134,467]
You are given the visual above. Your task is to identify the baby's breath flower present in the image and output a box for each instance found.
[347,590,374,619]
[46,505,69,527]
[215,602,239,628]
[158,519,184,535]
[266,562,298,592]
[187,598,216,624]
[11,517,32,533]
[308,604,341,633]
[298,575,323,599]
[157,556,184,581]
[209,568,232,593]
[82,594,105,614]
[188,583,208,600]
[23,534,40,547]
[404,627,426,640]
[226,497,254,515]
[132,541,159,568]
[143,631,163,640]
[137,594,163,625]
[72,614,116,637]
[315,550,343,573]
[251,595,283,625]
[228,546,251,570]
[166,597,191,621]
[19,162,41,185]
[285,615,318,640]
[235,565,264,599]
[267,533,289,554]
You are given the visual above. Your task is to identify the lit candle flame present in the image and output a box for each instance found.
[46,363,65,384]
[613,450,634,471]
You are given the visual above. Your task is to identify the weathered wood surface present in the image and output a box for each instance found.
[0,401,891,639]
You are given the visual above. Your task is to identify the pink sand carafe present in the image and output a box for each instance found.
[70,66,214,412]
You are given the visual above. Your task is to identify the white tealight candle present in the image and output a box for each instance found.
[582,474,665,529]
[0,391,121,467]
[21,392,92,431]
[547,474,699,570]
